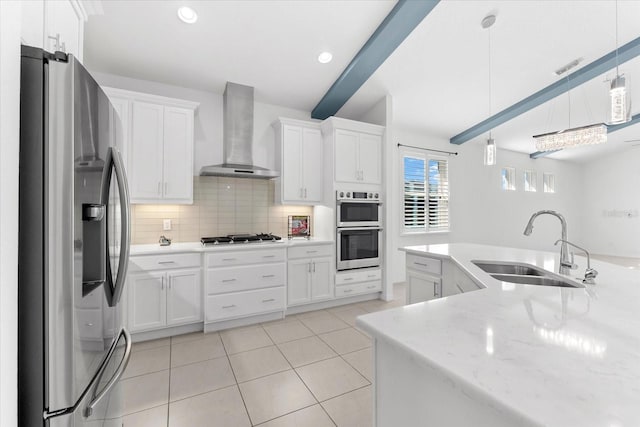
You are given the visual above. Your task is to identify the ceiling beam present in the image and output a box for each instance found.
[311,0,440,120]
[451,36,640,145]
[529,113,640,159]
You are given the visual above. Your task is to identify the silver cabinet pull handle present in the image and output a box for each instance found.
[415,262,428,267]
[222,304,236,309]
[161,277,164,290]
[433,281,437,297]
[367,285,376,289]
[222,258,237,261]
[158,261,176,264]
[308,262,312,273]
[222,278,236,283]
[367,274,376,278]
[455,283,464,294]
[306,250,318,254]
[312,262,316,272]
[263,255,276,258]
[262,274,275,278]
[343,277,354,281]
[262,298,275,303]
[343,289,353,293]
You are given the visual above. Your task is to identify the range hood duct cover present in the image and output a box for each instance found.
[200,82,279,179]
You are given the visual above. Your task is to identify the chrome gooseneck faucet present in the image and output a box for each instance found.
[523,210,577,275]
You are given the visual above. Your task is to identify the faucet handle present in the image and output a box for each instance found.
[583,268,598,284]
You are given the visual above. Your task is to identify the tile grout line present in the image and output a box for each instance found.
[220,330,254,426]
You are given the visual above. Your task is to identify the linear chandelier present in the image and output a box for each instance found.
[533,123,607,151]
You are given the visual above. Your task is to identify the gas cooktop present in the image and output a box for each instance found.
[200,233,283,246]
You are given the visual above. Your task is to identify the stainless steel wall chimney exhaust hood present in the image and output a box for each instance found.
[200,82,279,179]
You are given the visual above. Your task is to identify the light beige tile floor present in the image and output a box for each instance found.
[121,283,406,427]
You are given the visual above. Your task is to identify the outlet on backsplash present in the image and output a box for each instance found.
[131,176,313,244]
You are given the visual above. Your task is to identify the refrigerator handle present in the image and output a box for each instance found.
[101,147,131,307]
[85,327,132,417]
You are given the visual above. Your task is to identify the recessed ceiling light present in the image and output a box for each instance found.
[318,52,333,64]
[177,6,198,24]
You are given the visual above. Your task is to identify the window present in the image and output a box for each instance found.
[501,167,516,191]
[403,153,449,232]
[543,173,555,193]
[524,170,537,192]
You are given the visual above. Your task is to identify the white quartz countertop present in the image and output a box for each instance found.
[357,243,640,427]
[129,238,333,256]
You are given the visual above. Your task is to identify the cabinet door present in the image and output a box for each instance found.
[310,257,333,301]
[166,269,202,326]
[406,270,441,304]
[163,107,194,203]
[358,133,382,184]
[45,0,81,60]
[302,128,324,202]
[128,272,166,332]
[334,129,360,183]
[287,259,311,306]
[108,96,130,172]
[282,125,304,201]
[130,101,164,201]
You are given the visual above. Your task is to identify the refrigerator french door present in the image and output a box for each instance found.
[18,46,132,426]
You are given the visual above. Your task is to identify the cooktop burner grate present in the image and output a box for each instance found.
[200,233,282,245]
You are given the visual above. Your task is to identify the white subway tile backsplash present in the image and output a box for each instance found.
[131,177,312,244]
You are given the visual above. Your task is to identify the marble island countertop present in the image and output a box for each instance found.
[357,243,640,427]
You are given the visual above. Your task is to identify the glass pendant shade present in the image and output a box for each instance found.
[533,123,607,151]
[484,138,496,165]
[609,75,631,124]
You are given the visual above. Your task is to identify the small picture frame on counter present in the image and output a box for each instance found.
[288,215,310,239]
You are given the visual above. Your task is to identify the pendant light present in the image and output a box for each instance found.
[482,14,497,166]
[609,0,631,124]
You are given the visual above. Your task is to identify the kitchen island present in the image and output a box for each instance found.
[357,243,640,427]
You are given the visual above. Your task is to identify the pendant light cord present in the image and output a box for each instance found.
[615,0,619,76]
[488,24,492,139]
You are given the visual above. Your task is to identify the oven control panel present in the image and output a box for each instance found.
[336,190,380,201]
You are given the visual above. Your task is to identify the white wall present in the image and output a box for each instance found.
[581,146,640,257]
[0,2,22,425]
[91,72,312,175]
[387,127,585,284]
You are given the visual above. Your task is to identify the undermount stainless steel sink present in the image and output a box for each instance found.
[489,274,582,288]
[472,260,583,288]
[472,262,545,276]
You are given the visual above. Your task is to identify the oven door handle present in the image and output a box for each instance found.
[337,200,383,204]
[337,227,383,233]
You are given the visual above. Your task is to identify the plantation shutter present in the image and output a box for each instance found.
[427,158,449,230]
[403,156,426,229]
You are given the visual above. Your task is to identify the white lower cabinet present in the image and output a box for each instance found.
[287,244,334,306]
[335,268,382,299]
[405,254,482,304]
[127,254,202,334]
[204,247,286,329]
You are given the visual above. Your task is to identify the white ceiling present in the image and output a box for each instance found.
[84,0,640,163]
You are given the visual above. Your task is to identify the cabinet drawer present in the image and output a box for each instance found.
[205,287,285,322]
[206,248,285,267]
[205,264,285,295]
[288,244,333,260]
[335,280,381,298]
[129,253,201,272]
[335,268,381,285]
[406,254,442,275]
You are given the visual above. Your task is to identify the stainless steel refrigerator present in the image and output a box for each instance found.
[19,45,132,426]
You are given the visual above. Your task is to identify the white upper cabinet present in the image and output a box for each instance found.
[104,88,199,204]
[21,0,88,62]
[274,118,324,205]
[321,117,384,185]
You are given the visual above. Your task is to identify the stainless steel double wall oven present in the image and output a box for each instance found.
[336,190,382,271]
